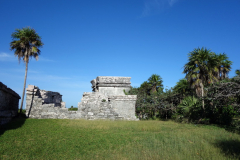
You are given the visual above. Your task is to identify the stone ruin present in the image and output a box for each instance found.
[26,76,138,120]
[0,82,20,125]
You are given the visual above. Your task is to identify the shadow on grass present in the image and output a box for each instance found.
[0,116,26,136]
[214,139,240,158]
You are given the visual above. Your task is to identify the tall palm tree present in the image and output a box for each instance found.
[183,47,218,110]
[10,27,43,113]
[148,74,163,94]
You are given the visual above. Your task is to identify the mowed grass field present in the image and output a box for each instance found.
[1,119,240,160]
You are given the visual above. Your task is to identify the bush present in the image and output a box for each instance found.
[68,107,78,111]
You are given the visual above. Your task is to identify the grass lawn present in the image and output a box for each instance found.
[1,119,240,160]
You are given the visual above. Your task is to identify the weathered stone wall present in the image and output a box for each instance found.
[26,76,138,121]
[91,76,131,96]
[25,85,67,118]
[77,92,137,120]
[0,82,20,125]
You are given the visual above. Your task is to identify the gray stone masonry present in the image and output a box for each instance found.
[78,76,138,120]
[25,85,67,118]
[0,82,20,125]
[26,76,138,120]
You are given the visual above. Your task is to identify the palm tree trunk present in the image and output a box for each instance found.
[200,83,205,111]
[19,61,28,113]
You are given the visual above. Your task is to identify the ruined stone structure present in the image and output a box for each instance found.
[0,82,20,125]
[25,85,67,118]
[26,76,138,120]
[78,76,137,120]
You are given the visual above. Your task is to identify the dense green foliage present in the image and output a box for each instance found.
[126,47,240,130]
[1,119,240,159]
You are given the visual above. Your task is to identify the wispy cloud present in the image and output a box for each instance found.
[28,74,71,81]
[0,68,39,74]
[38,57,54,62]
[0,53,16,61]
[0,52,54,62]
[142,0,180,17]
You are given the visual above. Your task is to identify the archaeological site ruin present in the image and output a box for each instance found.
[0,82,20,125]
[26,76,138,120]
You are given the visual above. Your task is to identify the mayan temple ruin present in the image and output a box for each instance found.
[25,76,138,120]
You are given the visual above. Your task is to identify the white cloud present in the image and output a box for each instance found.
[0,52,54,62]
[38,57,54,62]
[0,53,16,61]
[28,74,71,81]
[0,53,11,58]
[142,0,180,17]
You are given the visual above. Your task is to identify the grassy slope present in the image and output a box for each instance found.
[0,119,240,160]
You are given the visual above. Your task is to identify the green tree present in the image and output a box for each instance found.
[235,69,240,77]
[183,47,218,110]
[10,27,43,113]
[173,78,191,99]
[139,81,151,94]
[215,53,232,80]
[148,74,163,94]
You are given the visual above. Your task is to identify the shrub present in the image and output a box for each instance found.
[68,107,78,111]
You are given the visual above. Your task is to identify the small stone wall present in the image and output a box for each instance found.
[0,82,20,125]
[26,76,138,120]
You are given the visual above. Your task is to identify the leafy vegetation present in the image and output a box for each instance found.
[68,107,78,111]
[126,47,240,131]
[1,119,240,159]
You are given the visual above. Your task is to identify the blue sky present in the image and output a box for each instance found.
[0,0,240,108]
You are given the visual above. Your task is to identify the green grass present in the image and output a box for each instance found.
[1,119,240,160]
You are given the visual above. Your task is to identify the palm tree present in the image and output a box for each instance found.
[10,27,43,113]
[235,69,240,77]
[183,47,218,110]
[148,74,163,94]
[215,53,232,80]
[173,78,191,99]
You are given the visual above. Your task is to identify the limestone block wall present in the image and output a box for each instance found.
[78,92,137,120]
[0,82,20,125]
[77,76,138,120]
[91,76,131,96]
[26,85,69,119]
[109,95,137,120]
